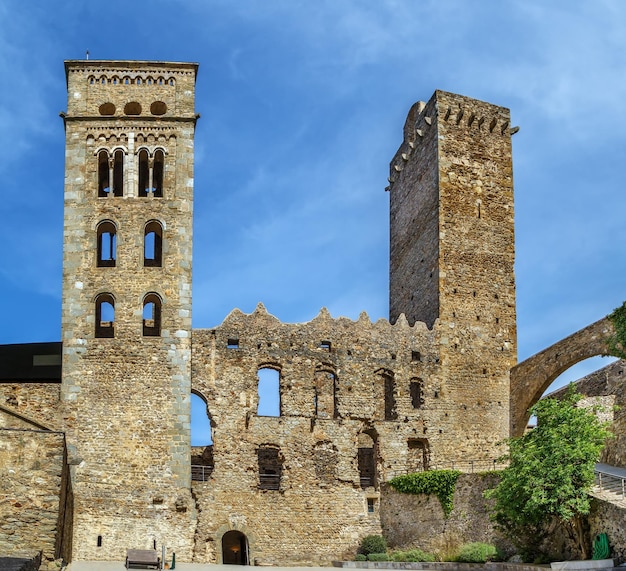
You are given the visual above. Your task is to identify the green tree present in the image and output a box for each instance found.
[486,386,611,560]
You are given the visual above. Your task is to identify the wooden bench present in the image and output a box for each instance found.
[125,549,160,569]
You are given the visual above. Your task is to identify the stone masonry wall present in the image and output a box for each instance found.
[0,383,61,430]
[189,302,510,563]
[0,429,67,564]
[380,474,508,556]
[388,91,515,457]
[550,360,626,466]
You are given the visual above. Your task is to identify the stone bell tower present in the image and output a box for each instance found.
[388,91,517,455]
[60,60,198,560]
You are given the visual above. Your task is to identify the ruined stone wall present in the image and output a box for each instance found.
[0,383,61,430]
[0,429,67,564]
[550,360,626,466]
[189,302,510,563]
[60,61,198,561]
[588,496,626,563]
[380,474,507,556]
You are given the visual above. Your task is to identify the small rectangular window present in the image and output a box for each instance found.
[367,498,376,513]
[227,338,239,349]
[412,350,421,362]
[320,340,331,352]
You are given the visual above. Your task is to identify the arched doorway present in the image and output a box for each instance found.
[222,530,249,565]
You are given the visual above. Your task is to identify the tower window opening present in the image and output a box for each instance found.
[257,367,280,417]
[383,371,397,420]
[319,340,331,352]
[97,150,110,196]
[138,149,164,197]
[138,149,150,197]
[112,149,124,196]
[257,445,282,490]
[367,498,376,513]
[153,149,164,197]
[97,535,102,547]
[142,293,162,337]
[227,338,239,349]
[412,350,421,362]
[144,221,163,267]
[96,221,117,267]
[95,294,115,338]
[410,378,424,409]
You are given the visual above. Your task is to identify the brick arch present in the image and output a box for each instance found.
[510,317,616,436]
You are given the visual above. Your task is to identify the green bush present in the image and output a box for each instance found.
[360,535,387,556]
[354,554,367,561]
[455,542,498,563]
[391,549,436,562]
[367,553,389,561]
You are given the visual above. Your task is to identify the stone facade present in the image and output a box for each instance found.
[0,428,70,564]
[0,62,522,564]
[380,474,509,556]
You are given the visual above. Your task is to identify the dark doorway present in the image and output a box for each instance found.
[222,530,249,565]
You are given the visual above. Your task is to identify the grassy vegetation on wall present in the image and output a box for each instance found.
[607,302,626,359]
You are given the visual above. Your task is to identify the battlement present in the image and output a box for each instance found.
[388,91,513,190]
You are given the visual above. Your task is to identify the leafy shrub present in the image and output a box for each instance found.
[391,549,436,562]
[388,470,461,517]
[354,554,367,561]
[455,542,498,563]
[360,535,387,556]
[367,553,389,561]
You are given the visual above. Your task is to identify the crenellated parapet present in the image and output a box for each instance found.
[387,92,516,192]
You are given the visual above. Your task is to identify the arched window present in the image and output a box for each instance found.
[138,149,150,196]
[98,150,110,196]
[137,149,164,197]
[96,221,117,267]
[314,368,337,419]
[144,221,163,267]
[142,293,162,337]
[95,293,115,338]
[153,149,164,197]
[380,369,397,420]
[357,431,377,489]
[112,149,124,196]
[257,367,280,417]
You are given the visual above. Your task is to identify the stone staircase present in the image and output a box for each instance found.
[592,466,626,509]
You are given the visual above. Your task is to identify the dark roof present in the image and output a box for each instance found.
[0,342,62,382]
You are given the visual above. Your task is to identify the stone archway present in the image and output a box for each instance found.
[222,530,249,565]
[510,317,616,436]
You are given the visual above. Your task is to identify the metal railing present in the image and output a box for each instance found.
[594,468,626,500]
[191,464,213,482]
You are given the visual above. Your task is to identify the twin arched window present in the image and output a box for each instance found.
[98,149,124,197]
[94,293,162,338]
[95,220,163,267]
[97,148,165,198]
[138,149,164,197]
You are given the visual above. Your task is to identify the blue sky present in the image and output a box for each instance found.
[1,1,625,441]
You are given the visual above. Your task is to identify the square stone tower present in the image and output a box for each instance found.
[60,60,198,560]
[389,91,517,455]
